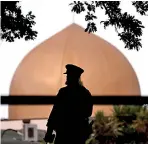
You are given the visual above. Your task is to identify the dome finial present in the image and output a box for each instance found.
[72,11,75,24]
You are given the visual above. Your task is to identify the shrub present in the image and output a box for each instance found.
[87,105,148,144]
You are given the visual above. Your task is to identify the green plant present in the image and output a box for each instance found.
[132,107,148,141]
[136,106,148,120]
[88,111,123,144]
[87,105,148,144]
[86,137,98,144]
[113,105,142,116]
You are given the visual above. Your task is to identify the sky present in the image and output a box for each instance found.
[0,0,148,119]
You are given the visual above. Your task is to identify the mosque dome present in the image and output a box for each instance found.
[9,23,140,120]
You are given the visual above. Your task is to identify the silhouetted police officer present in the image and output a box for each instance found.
[44,64,93,144]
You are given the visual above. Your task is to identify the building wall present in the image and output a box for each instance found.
[1,119,47,130]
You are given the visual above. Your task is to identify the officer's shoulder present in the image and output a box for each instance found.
[80,86,91,94]
[58,86,68,92]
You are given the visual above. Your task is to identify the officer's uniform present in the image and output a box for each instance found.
[45,64,93,144]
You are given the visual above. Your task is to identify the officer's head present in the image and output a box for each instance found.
[64,64,84,85]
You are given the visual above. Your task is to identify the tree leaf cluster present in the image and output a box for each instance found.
[1,1,38,42]
[69,1,148,51]
[132,1,148,16]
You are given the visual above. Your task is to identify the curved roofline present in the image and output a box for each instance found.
[9,23,141,94]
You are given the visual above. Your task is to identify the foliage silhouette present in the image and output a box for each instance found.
[0,1,37,42]
[69,1,148,51]
[86,106,148,144]
[132,1,148,16]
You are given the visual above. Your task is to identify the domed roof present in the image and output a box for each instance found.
[9,23,140,119]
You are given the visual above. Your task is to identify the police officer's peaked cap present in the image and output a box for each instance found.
[64,64,84,76]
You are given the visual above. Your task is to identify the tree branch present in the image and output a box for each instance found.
[101,2,120,34]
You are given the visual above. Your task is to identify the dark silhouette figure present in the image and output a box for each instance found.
[44,64,93,144]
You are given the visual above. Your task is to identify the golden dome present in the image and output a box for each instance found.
[9,23,140,120]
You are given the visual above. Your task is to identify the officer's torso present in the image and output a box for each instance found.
[57,85,90,120]
[53,84,92,135]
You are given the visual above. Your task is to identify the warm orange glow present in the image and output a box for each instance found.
[9,23,140,120]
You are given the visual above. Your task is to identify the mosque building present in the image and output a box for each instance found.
[9,23,140,120]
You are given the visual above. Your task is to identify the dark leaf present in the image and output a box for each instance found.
[85,12,97,21]
[95,1,103,8]
[84,1,96,12]
[100,20,110,29]
[1,1,38,42]
[132,1,148,16]
[85,22,97,33]
[69,1,146,51]
[118,32,142,51]
[71,1,85,14]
